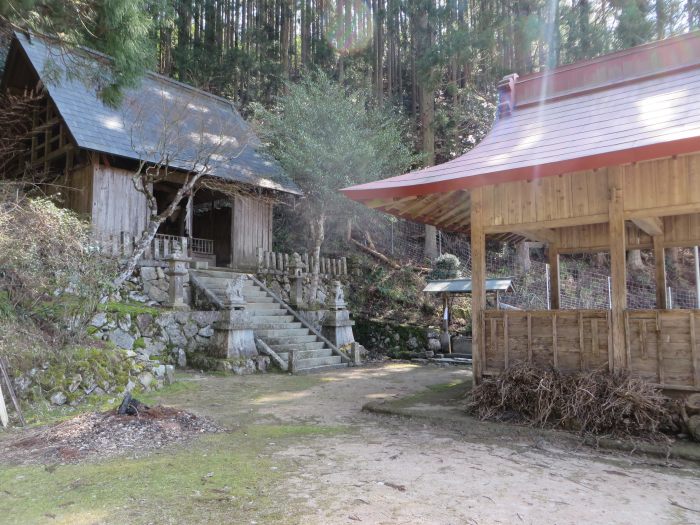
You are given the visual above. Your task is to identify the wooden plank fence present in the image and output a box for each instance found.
[482,308,700,391]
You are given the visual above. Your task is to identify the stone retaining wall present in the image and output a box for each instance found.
[354,318,442,359]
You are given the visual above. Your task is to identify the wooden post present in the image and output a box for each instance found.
[653,235,667,309]
[185,194,193,238]
[471,187,486,384]
[548,245,560,310]
[608,169,628,371]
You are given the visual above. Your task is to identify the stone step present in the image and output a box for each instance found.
[250,322,303,330]
[275,348,333,361]
[192,269,250,278]
[254,327,312,338]
[238,298,277,306]
[293,355,343,369]
[294,363,349,374]
[268,341,326,352]
[246,304,287,312]
[247,309,288,317]
[263,334,318,345]
[200,281,264,293]
[193,275,260,290]
[251,315,295,323]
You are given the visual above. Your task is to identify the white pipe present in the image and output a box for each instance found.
[695,246,700,308]
[607,276,612,309]
[545,263,551,310]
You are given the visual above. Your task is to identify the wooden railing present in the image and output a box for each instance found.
[481,308,700,391]
[98,232,214,261]
[256,248,347,276]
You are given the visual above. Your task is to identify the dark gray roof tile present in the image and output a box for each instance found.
[15,32,300,195]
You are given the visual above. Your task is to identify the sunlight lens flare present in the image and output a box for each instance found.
[326,0,373,56]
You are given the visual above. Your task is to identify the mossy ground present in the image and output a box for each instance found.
[99,301,162,316]
[0,371,348,525]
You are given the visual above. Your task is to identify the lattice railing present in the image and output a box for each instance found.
[98,231,214,261]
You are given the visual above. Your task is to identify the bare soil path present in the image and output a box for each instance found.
[168,362,700,525]
[1,363,699,525]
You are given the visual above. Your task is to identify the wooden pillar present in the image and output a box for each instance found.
[608,169,628,371]
[548,245,560,310]
[470,187,486,384]
[653,235,667,309]
[184,194,193,238]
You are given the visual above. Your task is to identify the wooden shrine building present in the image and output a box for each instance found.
[1,32,301,269]
[343,32,700,393]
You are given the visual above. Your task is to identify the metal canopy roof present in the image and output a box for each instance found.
[9,32,301,195]
[341,31,700,202]
[423,278,514,294]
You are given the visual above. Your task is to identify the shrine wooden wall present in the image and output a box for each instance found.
[482,309,700,391]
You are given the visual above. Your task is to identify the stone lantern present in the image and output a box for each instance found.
[166,247,190,310]
[288,252,305,308]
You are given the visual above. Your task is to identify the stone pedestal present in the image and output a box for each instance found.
[322,281,356,354]
[210,308,257,359]
[322,308,356,348]
[209,277,257,360]
[166,250,191,310]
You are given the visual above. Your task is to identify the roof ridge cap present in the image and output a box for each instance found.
[516,30,700,85]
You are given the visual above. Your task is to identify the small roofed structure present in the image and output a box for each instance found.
[423,278,514,354]
[1,32,301,269]
[344,32,700,393]
[423,278,514,295]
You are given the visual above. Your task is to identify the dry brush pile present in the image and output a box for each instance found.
[467,363,682,439]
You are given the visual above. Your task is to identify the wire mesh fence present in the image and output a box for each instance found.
[356,213,700,310]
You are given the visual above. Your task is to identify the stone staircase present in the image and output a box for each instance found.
[190,268,349,373]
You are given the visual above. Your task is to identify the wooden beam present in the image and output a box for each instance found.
[626,202,700,220]
[471,187,486,385]
[632,217,663,236]
[484,213,608,234]
[366,195,417,210]
[514,228,559,244]
[548,245,560,309]
[653,235,667,309]
[608,169,628,371]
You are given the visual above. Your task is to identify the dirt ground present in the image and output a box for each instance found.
[2,363,700,524]
[250,363,700,525]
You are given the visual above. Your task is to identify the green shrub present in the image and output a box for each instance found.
[429,253,462,280]
[0,197,117,343]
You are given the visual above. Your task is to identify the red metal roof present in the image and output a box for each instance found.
[342,31,700,202]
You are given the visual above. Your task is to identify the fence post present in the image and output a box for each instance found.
[545,264,551,310]
[257,247,264,271]
[695,246,700,308]
[277,252,284,272]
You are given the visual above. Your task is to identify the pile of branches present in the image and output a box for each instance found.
[467,363,678,439]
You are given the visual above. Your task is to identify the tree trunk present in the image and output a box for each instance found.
[113,173,203,289]
[627,249,644,271]
[424,224,438,261]
[516,241,531,273]
[308,212,326,306]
